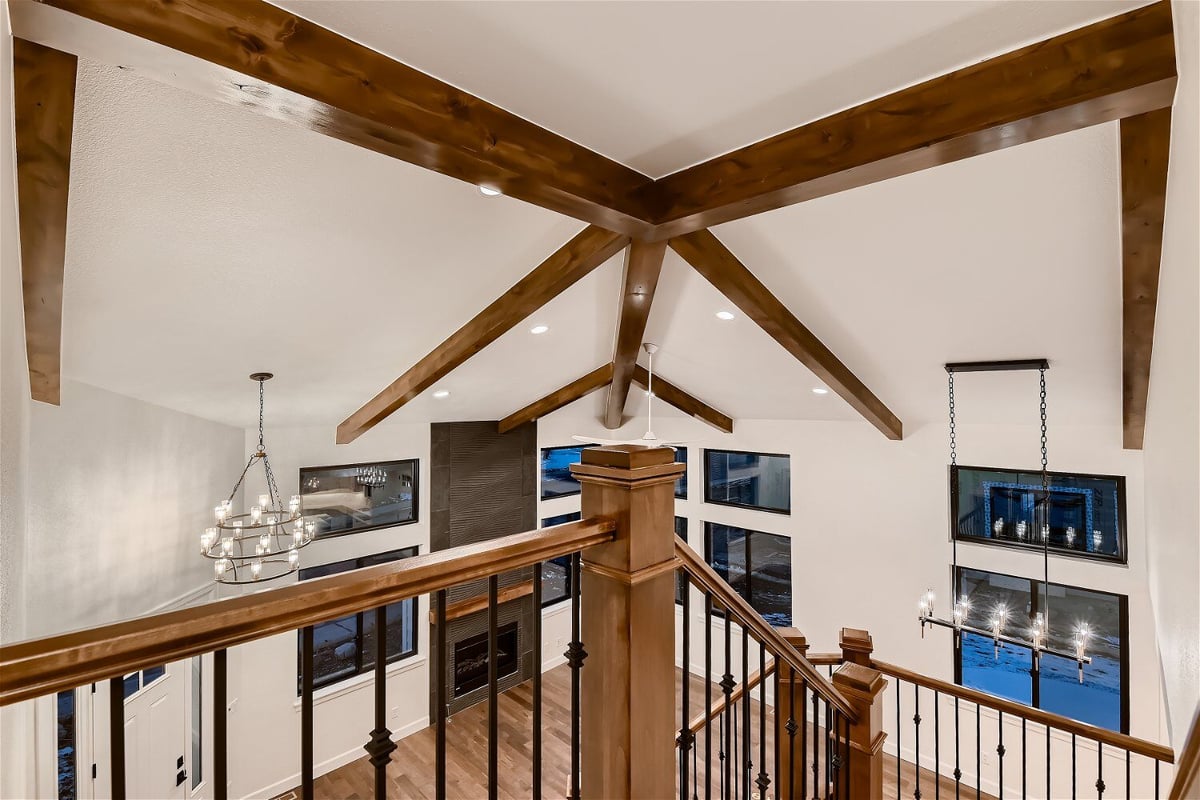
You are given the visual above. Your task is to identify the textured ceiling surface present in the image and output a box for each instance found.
[57,1,1142,432]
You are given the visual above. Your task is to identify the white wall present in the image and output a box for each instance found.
[540,404,1172,793]
[1143,0,1200,749]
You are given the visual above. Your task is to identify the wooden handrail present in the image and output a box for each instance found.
[806,652,843,667]
[0,518,617,706]
[685,661,777,736]
[1169,706,1200,800]
[674,536,857,721]
[871,658,1174,763]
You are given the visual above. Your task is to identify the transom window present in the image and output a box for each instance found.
[297,547,419,692]
[704,450,791,514]
[954,567,1128,733]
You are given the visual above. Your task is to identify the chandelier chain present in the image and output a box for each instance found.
[1039,366,1050,628]
[948,370,957,467]
[258,377,266,451]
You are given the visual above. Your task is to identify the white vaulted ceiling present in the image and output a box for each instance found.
[56,1,1151,432]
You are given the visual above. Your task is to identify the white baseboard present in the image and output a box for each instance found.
[246,716,430,799]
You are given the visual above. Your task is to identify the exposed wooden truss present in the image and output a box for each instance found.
[1119,107,1172,450]
[498,364,614,435]
[642,2,1178,237]
[337,227,628,444]
[604,241,668,429]
[13,38,77,406]
[8,0,1179,439]
[669,230,902,440]
[9,0,654,237]
[632,365,732,434]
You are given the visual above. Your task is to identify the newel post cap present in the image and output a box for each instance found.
[570,444,684,485]
[840,627,874,665]
[774,626,809,655]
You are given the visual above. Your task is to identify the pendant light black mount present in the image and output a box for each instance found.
[943,359,1049,373]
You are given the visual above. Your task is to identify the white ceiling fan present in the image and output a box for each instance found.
[573,343,683,448]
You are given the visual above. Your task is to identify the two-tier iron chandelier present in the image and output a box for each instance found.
[917,360,1093,684]
[200,373,315,584]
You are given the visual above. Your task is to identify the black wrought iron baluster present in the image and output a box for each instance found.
[756,642,769,800]
[1047,723,1052,800]
[914,684,922,800]
[1021,718,1026,800]
[773,662,781,800]
[487,575,499,800]
[897,681,902,793]
[997,710,1004,800]
[566,552,586,800]
[732,702,740,800]
[706,593,714,800]
[302,625,315,800]
[435,589,447,800]
[719,707,727,800]
[811,687,820,800]
[934,690,940,800]
[679,570,693,800]
[787,672,797,800]
[1125,750,1130,799]
[825,699,833,800]
[799,679,808,800]
[953,698,961,800]
[1096,741,1105,799]
[742,626,751,800]
[532,564,542,800]
[367,605,396,800]
[1071,733,1076,799]
[721,606,734,800]
[1154,760,1160,798]
[110,675,126,800]
[975,703,981,800]
[215,649,228,800]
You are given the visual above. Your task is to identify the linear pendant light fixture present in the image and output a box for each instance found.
[917,359,1094,683]
[200,373,315,584]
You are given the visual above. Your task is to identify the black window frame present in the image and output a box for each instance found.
[703,448,791,515]
[703,522,793,626]
[540,512,582,608]
[298,458,420,539]
[673,447,688,499]
[297,546,420,693]
[952,565,1130,734]
[674,516,689,604]
[540,444,595,500]
[56,689,76,800]
[950,465,1127,564]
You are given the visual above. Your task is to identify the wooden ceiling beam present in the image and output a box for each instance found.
[669,230,901,440]
[338,227,628,444]
[603,241,668,429]
[643,2,1178,237]
[13,38,78,406]
[632,365,733,434]
[498,363,614,434]
[11,0,656,237]
[1120,107,1172,450]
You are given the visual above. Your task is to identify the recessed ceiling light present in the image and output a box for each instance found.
[530,324,550,335]
[479,185,502,197]
[433,390,451,399]
[812,387,829,395]
[715,311,735,321]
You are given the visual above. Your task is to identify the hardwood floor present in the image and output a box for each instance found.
[275,664,994,800]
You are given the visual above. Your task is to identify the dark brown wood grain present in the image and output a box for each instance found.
[17,0,656,235]
[604,240,668,429]
[497,363,614,434]
[669,230,901,439]
[642,2,1178,237]
[632,364,733,434]
[0,519,616,706]
[13,38,77,405]
[337,226,628,443]
[1120,107,1172,450]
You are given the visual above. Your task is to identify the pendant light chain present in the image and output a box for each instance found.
[948,370,957,467]
[948,369,958,602]
[1039,367,1050,630]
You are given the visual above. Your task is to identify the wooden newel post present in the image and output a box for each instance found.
[833,627,887,800]
[571,445,684,800]
[773,626,808,800]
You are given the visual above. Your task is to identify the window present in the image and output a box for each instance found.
[951,466,1126,563]
[541,445,593,500]
[121,665,167,700]
[56,690,76,800]
[299,459,419,537]
[955,567,1128,733]
[704,523,792,626]
[191,657,202,790]
[704,450,791,514]
[674,517,688,604]
[540,512,581,607]
[297,547,419,691]
[673,447,688,499]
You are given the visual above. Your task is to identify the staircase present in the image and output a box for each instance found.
[1,445,1193,799]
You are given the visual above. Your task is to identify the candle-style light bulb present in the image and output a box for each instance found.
[1092,530,1103,551]
[214,559,227,577]
[258,493,270,510]
[259,533,271,552]
[251,560,263,580]
[250,505,262,524]
[215,504,227,523]
[289,495,300,515]
[288,548,300,568]
[221,537,233,556]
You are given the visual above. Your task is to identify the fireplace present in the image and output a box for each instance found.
[453,621,520,698]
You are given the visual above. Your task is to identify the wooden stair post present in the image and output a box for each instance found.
[773,626,809,800]
[571,445,684,800]
[833,627,888,800]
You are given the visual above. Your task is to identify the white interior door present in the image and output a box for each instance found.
[124,666,187,800]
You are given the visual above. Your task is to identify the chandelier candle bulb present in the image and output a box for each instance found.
[251,560,262,580]
[288,549,299,568]
[250,506,261,524]
[214,559,227,577]
[258,494,270,509]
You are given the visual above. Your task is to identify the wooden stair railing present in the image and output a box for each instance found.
[0,517,616,800]
[1170,707,1200,800]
